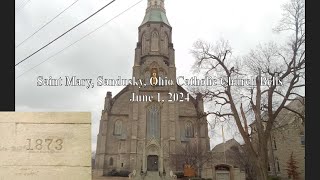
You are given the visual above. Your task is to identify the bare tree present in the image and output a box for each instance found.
[171,141,211,177]
[190,0,305,179]
[228,145,257,180]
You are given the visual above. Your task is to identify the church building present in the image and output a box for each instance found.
[94,0,210,179]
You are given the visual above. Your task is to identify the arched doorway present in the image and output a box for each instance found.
[147,155,159,171]
[215,164,230,180]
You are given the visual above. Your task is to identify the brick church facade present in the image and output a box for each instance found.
[94,0,210,179]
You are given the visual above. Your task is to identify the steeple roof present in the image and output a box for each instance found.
[141,0,170,26]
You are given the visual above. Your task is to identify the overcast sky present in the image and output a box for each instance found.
[15,0,289,151]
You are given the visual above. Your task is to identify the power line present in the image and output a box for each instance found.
[15,0,116,67]
[16,0,144,80]
[16,0,81,49]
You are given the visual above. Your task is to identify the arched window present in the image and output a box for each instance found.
[145,70,151,85]
[151,31,159,51]
[147,103,160,139]
[185,122,193,138]
[273,137,277,150]
[300,134,305,145]
[163,33,169,54]
[114,120,122,136]
[276,157,280,172]
[159,70,164,81]
[109,157,113,166]
[142,33,148,55]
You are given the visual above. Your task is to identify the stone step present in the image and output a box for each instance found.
[132,171,173,180]
[145,171,162,180]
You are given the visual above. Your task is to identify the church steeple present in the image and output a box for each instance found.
[141,0,170,26]
[147,0,165,11]
[133,0,175,85]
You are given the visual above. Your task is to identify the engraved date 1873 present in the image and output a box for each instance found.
[26,138,63,151]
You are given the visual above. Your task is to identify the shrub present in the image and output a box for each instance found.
[107,169,119,176]
[118,170,131,177]
[175,171,184,178]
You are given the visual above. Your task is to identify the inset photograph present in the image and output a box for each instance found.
[0,112,92,180]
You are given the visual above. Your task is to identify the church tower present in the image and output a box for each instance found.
[133,0,175,90]
[94,0,210,179]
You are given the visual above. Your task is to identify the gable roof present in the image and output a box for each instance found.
[212,138,240,152]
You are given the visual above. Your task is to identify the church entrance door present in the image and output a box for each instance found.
[147,155,159,171]
[216,171,230,180]
[215,165,230,180]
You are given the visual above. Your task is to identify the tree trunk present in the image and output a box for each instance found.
[256,166,268,180]
[254,156,269,180]
[256,161,268,180]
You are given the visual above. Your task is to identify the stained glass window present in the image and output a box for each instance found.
[147,103,160,139]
